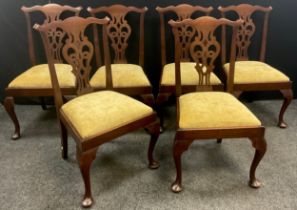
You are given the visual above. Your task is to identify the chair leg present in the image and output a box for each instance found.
[145,121,160,169]
[233,91,243,98]
[4,96,20,140]
[156,93,171,133]
[249,137,267,188]
[171,138,193,193]
[39,97,47,110]
[217,138,222,144]
[140,94,155,107]
[76,147,98,208]
[278,89,293,128]
[60,121,68,159]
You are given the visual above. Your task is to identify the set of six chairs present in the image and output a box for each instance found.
[3,3,293,208]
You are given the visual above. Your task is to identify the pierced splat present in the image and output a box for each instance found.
[236,14,255,60]
[219,4,272,61]
[88,5,147,65]
[189,23,221,86]
[107,12,131,63]
[61,18,96,95]
[36,17,110,97]
[21,4,82,65]
[156,4,213,63]
[170,17,241,94]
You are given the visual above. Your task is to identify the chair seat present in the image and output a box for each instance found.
[179,92,261,129]
[161,62,222,86]
[8,64,75,88]
[90,64,151,88]
[224,61,290,84]
[60,90,153,140]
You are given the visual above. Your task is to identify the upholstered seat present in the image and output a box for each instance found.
[224,60,290,84]
[179,92,261,129]
[90,64,151,88]
[161,62,222,86]
[8,64,75,88]
[60,90,153,140]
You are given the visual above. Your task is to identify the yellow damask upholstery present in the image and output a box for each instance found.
[60,90,153,140]
[161,62,222,86]
[90,64,151,88]
[224,61,290,84]
[8,64,75,88]
[179,92,261,129]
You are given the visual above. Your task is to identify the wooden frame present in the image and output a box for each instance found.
[35,16,160,208]
[87,5,154,105]
[4,3,82,140]
[219,4,293,128]
[169,17,267,193]
[155,4,224,130]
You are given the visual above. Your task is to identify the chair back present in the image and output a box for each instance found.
[88,5,147,67]
[219,4,272,62]
[169,17,242,95]
[156,4,213,66]
[35,17,111,111]
[22,3,82,65]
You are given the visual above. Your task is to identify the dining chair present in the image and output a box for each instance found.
[4,3,82,140]
[35,16,160,207]
[168,16,267,193]
[219,4,293,128]
[155,4,224,130]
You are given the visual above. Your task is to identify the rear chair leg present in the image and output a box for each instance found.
[145,121,160,169]
[60,121,68,159]
[278,89,293,128]
[156,93,171,133]
[39,97,48,110]
[77,147,98,208]
[249,137,267,188]
[4,96,20,140]
[217,138,222,144]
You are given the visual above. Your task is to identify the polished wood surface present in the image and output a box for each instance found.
[169,16,267,193]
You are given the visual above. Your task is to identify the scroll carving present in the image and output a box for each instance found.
[189,26,220,86]
[107,14,131,63]
[62,28,94,95]
[175,12,195,62]
[22,4,82,64]
[236,15,255,60]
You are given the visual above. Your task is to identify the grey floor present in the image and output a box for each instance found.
[0,99,297,210]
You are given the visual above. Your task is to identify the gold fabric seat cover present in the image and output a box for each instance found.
[161,62,222,85]
[179,92,261,129]
[90,64,151,88]
[8,64,75,88]
[60,91,153,140]
[224,61,290,84]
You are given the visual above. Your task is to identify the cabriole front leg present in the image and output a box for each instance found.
[278,89,293,128]
[77,147,98,208]
[4,96,20,140]
[249,137,267,188]
[171,138,193,193]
